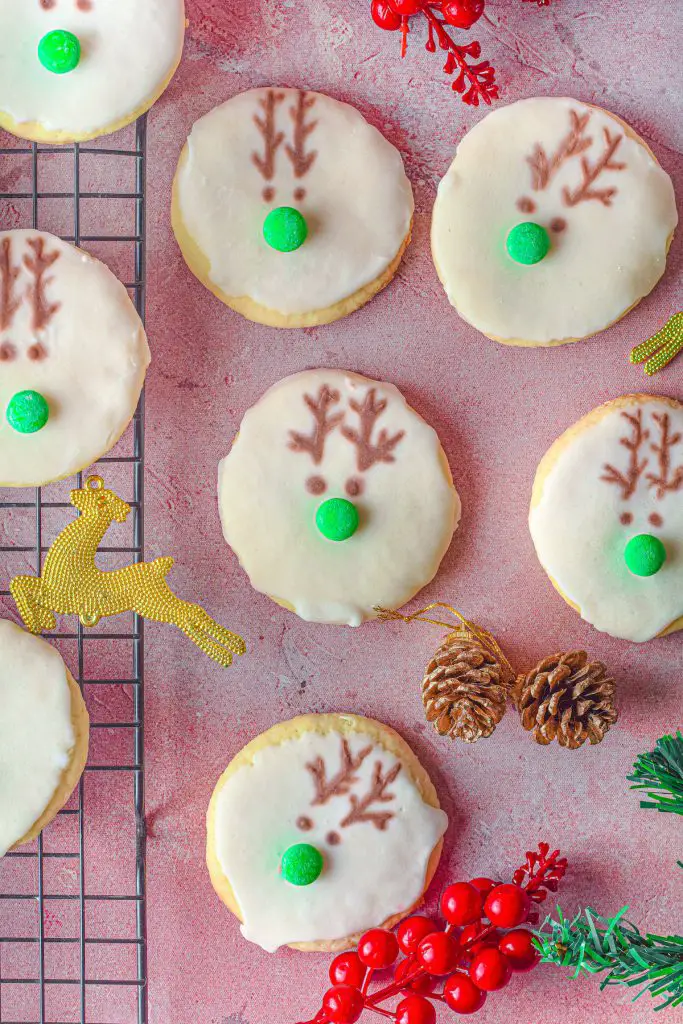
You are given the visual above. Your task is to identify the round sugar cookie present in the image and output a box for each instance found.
[0,619,89,856]
[530,395,683,642]
[431,97,678,347]
[218,370,460,625]
[172,88,415,327]
[0,0,185,144]
[206,713,448,952]
[0,230,150,487]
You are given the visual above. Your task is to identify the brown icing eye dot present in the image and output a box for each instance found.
[517,197,536,215]
[649,512,663,528]
[306,475,327,496]
[40,0,56,8]
[294,187,306,201]
[28,343,47,361]
[77,0,94,9]
[296,816,313,831]
[550,217,567,233]
[620,512,633,526]
[326,831,341,846]
[345,478,364,498]
[262,186,275,203]
[0,342,16,362]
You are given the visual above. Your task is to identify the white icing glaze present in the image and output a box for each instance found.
[0,620,76,856]
[218,370,460,625]
[431,97,678,345]
[530,396,683,642]
[212,726,448,951]
[0,230,150,487]
[0,0,185,138]
[174,88,414,315]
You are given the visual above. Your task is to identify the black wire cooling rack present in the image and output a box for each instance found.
[0,118,148,1024]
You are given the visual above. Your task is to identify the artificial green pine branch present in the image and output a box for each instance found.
[628,731,683,815]
[534,907,683,1010]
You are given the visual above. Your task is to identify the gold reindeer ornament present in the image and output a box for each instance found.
[10,476,246,668]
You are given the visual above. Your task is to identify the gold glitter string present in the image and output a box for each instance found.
[376,602,516,685]
[630,312,683,376]
[10,475,246,669]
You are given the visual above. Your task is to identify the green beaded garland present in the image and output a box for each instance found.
[280,843,324,886]
[38,30,81,75]
[6,391,50,435]
[506,222,551,266]
[624,534,666,577]
[263,207,308,253]
[315,498,359,542]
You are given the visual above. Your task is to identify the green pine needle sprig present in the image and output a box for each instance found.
[534,907,683,1010]
[628,731,683,815]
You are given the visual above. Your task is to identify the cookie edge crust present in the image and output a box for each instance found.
[206,712,445,952]
[529,392,683,641]
[11,666,89,850]
[430,103,677,348]
[0,5,186,146]
[171,143,413,329]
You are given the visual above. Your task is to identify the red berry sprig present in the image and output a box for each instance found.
[296,841,567,1023]
[370,0,497,106]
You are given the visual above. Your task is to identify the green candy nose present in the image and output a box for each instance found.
[506,222,551,265]
[281,843,323,886]
[38,30,81,75]
[6,391,50,434]
[624,534,666,577]
[263,206,308,252]
[316,497,359,542]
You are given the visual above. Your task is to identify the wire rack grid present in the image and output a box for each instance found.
[0,119,148,1024]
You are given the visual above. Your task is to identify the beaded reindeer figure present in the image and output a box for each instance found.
[10,475,246,667]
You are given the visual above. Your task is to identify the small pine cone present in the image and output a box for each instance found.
[512,651,618,750]
[421,635,511,743]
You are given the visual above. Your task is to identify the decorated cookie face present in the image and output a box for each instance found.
[530,395,683,642]
[0,0,185,143]
[0,230,150,487]
[218,370,460,625]
[173,88,415,327]
[0,619,87,856]
[207,715,447,952]
[431,97,678,346]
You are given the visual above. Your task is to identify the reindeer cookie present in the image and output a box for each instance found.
[431,97,678,346]
[530,395,683,642]
[172,88,414,327]
[0,230,149,487]
[218,370,460,625]
[0,0,185,143]
[207,713,448,952]
[0,619,88,857]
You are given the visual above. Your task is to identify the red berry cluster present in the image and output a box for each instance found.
[369,0,497,106]
[296,843,567,1023]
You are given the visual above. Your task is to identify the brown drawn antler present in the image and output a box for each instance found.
[601,410,650,500]
[527,109,593,191]
[340,761,401,831]
[0,237,21,331]
[23,237,60,331]
[285,91,318,178]
[306,738,373,805]
[646,412,683,499]
[562,127,625,207]
[288,385,344,464]
[341,390,405,472]
[252,90,285,182]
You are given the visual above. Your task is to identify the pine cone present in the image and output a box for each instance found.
[421,635,511,743]
[512,651,618,749]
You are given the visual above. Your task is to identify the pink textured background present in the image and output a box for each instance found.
[146,2,682,1022]
[4,1,681,1022]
